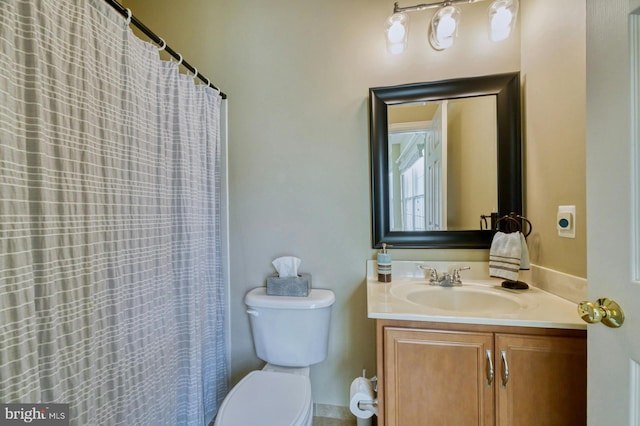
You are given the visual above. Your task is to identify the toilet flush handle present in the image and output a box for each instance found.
[246,309,259,317]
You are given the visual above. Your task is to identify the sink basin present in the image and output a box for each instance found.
[391,283,527,314]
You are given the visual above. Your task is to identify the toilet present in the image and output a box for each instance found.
[214,287,335,426]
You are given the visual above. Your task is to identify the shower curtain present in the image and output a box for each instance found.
[0,0,228,425]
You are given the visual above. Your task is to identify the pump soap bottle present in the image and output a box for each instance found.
[377,243,392,283]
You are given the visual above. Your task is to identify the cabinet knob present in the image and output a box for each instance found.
[577,298,624,328]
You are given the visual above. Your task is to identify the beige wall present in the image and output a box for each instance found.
[521,0,587,277]
[122,0,585,407]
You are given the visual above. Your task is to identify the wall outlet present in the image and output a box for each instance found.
[557,205,576,238]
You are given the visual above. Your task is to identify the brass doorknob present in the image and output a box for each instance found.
[577,298,625,328]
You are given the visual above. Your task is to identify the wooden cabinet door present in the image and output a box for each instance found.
[383,327,495,426]
[495,334,587,426]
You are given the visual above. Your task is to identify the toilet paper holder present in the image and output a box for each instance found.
[357,399,378,411]
[350,373,378,420]
[357,375,377,410]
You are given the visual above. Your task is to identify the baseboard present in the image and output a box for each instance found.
[314,403,353,420]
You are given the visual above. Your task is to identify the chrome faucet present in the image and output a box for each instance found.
[418,265,470,286]
[418,265,439,283]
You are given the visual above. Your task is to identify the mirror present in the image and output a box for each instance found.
[370,72,522,248]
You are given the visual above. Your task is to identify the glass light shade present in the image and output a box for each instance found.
[488,0,519,42]
[429,6,461,51]
[385,12,409,55]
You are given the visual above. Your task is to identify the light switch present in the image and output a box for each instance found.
[557,205,576,238]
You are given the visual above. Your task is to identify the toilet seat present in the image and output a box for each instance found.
[214,370,312,426]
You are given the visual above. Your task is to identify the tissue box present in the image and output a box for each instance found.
[266,273,312,297]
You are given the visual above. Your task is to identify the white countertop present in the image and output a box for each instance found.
[366,261,586,330]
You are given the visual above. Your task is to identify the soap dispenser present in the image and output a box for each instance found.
[377,243,392,283]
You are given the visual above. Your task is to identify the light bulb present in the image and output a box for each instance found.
[435,36,454,50]
[429,6,460,51]
[436,14,457,39]
[388,21,406,43]
[488,0,518,42]
[385,12,409,55]
[492,7,514,28]
[388,43,405,55]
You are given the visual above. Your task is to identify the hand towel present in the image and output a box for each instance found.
[489,231,522,281]
[519,232,530,270]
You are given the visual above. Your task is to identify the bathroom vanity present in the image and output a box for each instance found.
[367,261,586,426]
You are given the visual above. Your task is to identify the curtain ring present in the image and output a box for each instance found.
[174,53,183,66]
[157,37,166,52]
[124,8,132,25]
[204,76,211,87]
[192,68,198,79]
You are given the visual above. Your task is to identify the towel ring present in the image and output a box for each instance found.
[480,215,489,231]
[495,213,532,238]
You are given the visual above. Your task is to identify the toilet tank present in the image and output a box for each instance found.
[245,287,335,367]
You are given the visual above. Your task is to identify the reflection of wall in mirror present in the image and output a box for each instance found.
[447,96,497,230]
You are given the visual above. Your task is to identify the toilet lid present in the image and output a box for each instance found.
[215,371,312,426]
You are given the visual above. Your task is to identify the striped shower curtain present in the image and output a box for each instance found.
[0,0,228,424]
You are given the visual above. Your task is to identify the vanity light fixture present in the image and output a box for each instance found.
[385,0,518,53]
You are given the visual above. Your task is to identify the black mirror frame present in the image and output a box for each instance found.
[369,72,522,249]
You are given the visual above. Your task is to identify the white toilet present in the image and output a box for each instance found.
[214,287,335,426]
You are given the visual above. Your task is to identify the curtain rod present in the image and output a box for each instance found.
[104,0,227,99]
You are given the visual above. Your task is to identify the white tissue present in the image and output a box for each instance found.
[272,256,301,278]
